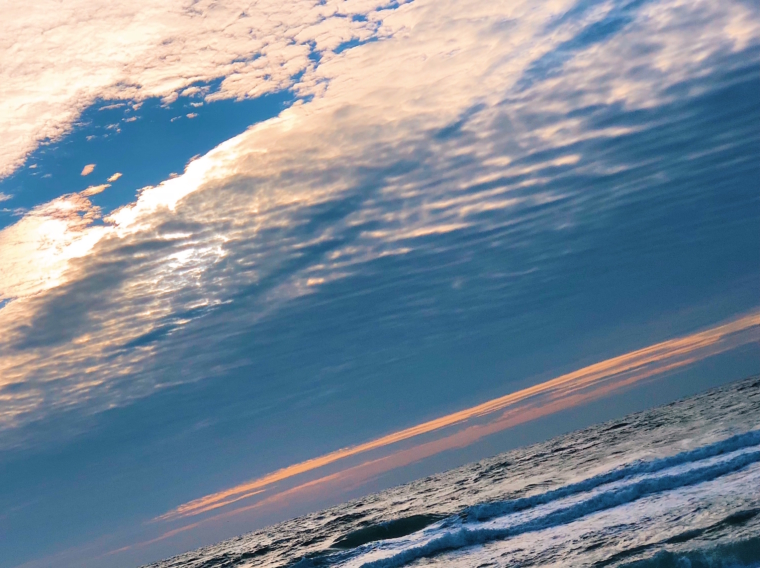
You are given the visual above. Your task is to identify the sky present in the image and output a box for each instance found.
[0,0,759,566]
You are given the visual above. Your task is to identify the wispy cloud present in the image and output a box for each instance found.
[156,311,760,523]
[0,0,756,451]
[80,164,96,176]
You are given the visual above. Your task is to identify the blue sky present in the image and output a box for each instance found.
[0,0,759,566]
[0,89,292,229]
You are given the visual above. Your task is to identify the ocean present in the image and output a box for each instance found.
[147,376,760,568]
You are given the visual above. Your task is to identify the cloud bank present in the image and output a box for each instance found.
[0,0,758,448]
[0,0,407,178]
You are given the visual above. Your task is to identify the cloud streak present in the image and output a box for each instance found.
[157,311,760,522]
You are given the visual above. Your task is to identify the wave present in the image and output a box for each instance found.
[617,536,760,568]
[465,430,760,521]
[595,509,760,567]
[332,515,446,549]
[357,447,760,568]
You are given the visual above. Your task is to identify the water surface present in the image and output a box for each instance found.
[146,376,760,568]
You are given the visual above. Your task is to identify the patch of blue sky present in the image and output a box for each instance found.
[378,0,406,11]
[0,84,294,230]
[308,47,322,64]
[518,0,653,91]
[543,0,637,32]
[334,36,379,55]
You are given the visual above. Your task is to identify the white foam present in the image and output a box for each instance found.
[347,433,760,568]
[467,430,760,521]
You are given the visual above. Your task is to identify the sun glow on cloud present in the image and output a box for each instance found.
[0,0,757,460]
[155,312,760,524]
[0,194,107,300]
[0,0,413,179]
[81,184,110,196]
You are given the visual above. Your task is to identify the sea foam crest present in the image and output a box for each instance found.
[353,433,760,568]
[466,429,760,521]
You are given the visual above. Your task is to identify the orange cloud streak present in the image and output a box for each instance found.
[174,355,705,526]
[138,353,713,549]
[157,311,760,522]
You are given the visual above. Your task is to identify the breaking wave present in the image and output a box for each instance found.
[356,434,760,568]
[332,515,446,549]
[465,430,760,521]
[143,378,760,568]
[618,536,760,568]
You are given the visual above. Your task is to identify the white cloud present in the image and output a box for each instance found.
[0,193,106,300]
[81,183,110,196]
[0,0,410,179]
[80,163,96,176]
[0,192,12,202]
[0,0,757,446]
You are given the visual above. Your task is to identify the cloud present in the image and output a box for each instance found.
[106,172,122,182]
[0,0,412,179]
[80,164,96,176]
[0,192,12,202]
[81,184,110,196]
[0,194,105,300]
[155,311,760,523]
[0,0,757,451]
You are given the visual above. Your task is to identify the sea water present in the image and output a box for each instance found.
[147,376,760,568]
